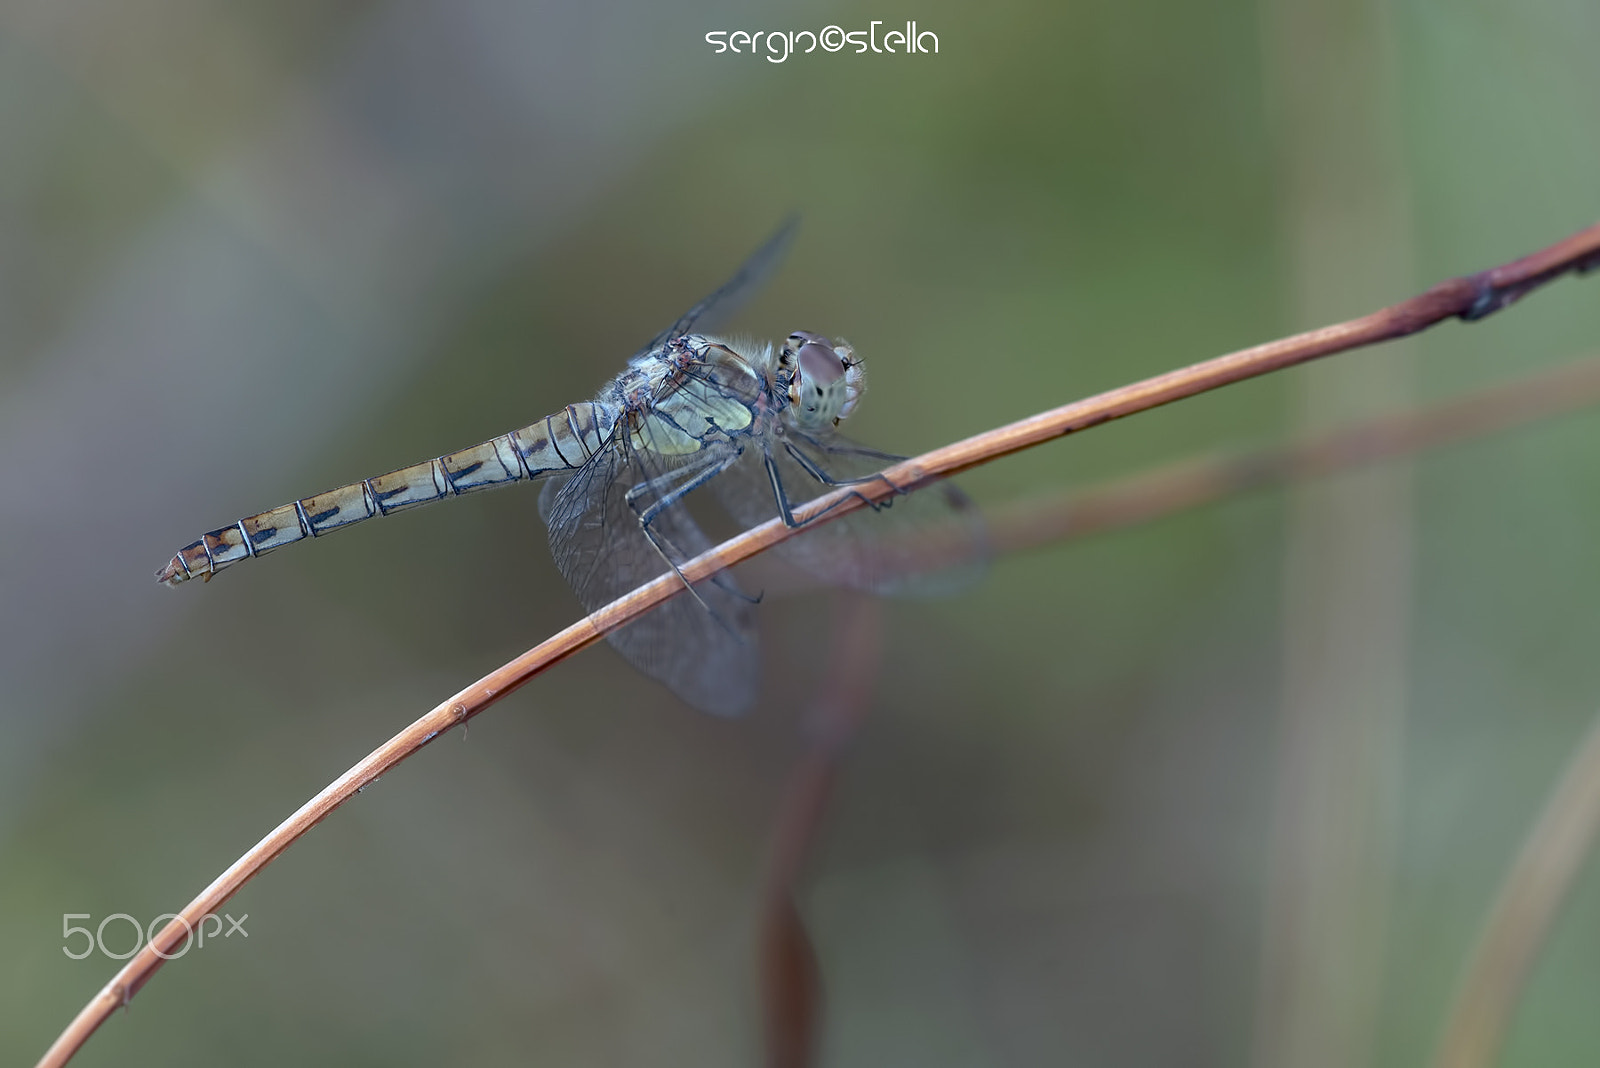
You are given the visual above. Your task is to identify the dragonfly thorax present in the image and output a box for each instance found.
[614,335,769,457]
[778,331,864,431]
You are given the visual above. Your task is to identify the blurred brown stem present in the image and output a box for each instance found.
[759,595,883,1068]
[1431,708,1600,1068]
[35,220,1600,1068]
[749,353,1600,1068]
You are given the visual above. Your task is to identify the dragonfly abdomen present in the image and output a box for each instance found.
[155,402,616,587]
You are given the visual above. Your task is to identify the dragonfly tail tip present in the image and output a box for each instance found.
[154,557,189,588]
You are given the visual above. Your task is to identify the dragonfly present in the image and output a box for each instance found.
[156,221,986,716]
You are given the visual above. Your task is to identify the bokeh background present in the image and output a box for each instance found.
[4,1,1600,1065]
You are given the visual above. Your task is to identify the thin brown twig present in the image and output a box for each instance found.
[987,349,1600,554]
[1431,708,1600,1068]
[35,220,1600,1068]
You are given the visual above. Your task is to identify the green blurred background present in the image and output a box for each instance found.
[3,1,1599,1064]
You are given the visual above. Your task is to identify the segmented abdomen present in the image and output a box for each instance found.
[156,402,616,586]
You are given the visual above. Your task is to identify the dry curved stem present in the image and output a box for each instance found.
[988,348,1600,555]
[1430,707,1600,1068]
[35,220,1600,1068]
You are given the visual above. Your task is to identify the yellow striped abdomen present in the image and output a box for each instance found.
[155,402,616,586]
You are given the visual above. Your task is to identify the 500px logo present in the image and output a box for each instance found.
[705,21,938,63]
[62,912,248,960]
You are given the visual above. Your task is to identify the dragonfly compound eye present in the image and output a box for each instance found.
[785,332,860,430]
[796,341,844,389]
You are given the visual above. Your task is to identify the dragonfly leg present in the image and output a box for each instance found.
[799,437,905,465]
[788,437,907,497]
[770,439,907,526]
[624,451,753,619]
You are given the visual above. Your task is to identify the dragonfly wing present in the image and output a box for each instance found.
[632,216,799,361]
[542,442,760,717]
[710,430,989,597]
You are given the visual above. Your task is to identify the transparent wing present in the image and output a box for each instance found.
[710,429,989,597]
[540,440,759,717]
[631,216,799,362]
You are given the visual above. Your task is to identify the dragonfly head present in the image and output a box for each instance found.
[780,331,864,430]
